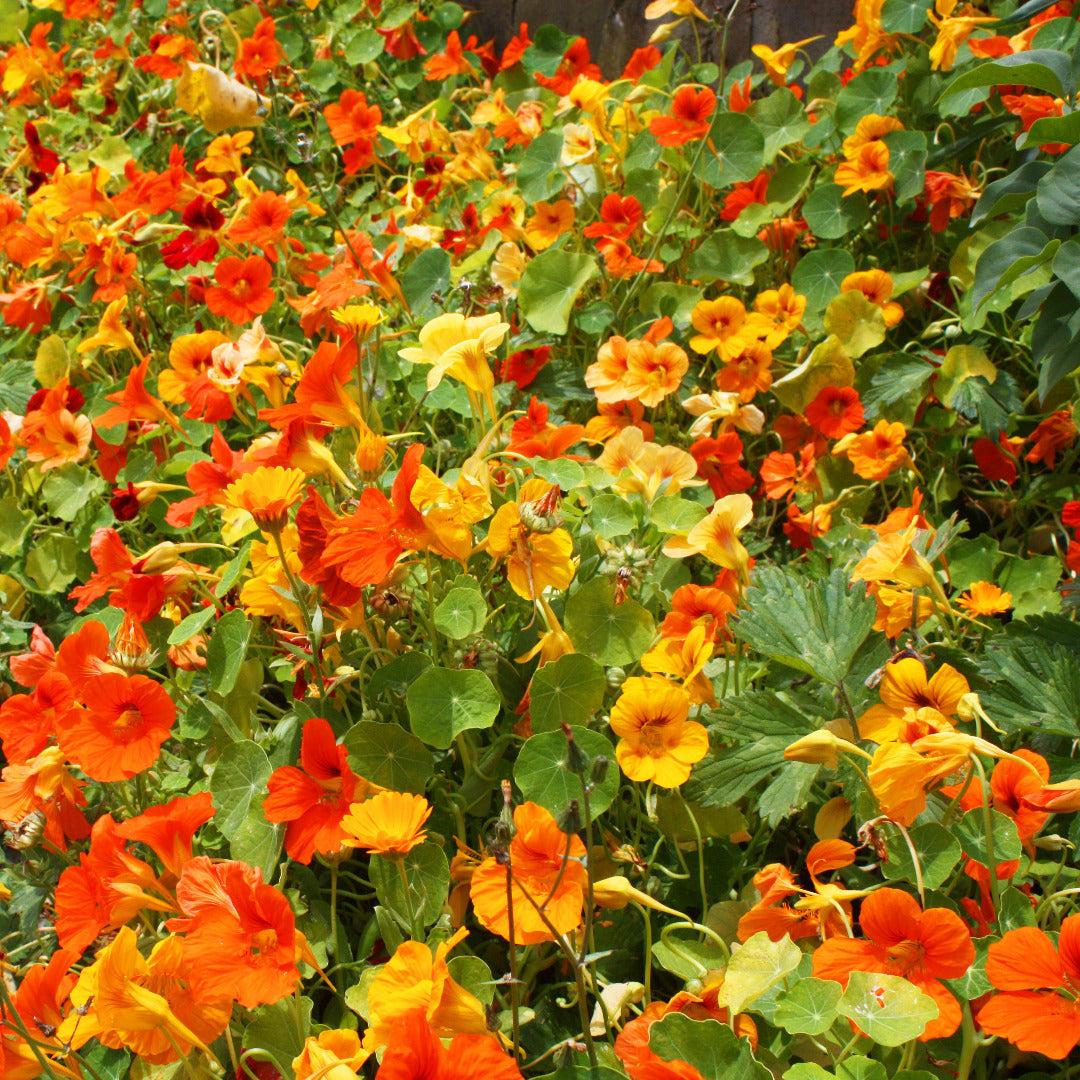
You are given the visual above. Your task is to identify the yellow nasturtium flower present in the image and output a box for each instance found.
[487,479,575,601]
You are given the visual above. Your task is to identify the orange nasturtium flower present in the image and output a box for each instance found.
[957,581,1012,616]
[363,927,488,1050]
[834,140,893,196]
[835,418,912,480]
[689,296,755,361]
[167,856,307,1008]
[609,676,708,787]
[58,672,176,783]
[842,268,905,327]
[979,916,1080,1059]
[375,1012,524,1080]
[487,479,576,600]
[264,717,384,864]
[224,465,306,532]
[470,801,588,945]
[751,35,822,85]
[857,657,970,743]
[294,1030,372,1080]
[341,790,432,857]
[205,254,275,324]
[814,888,975,1040]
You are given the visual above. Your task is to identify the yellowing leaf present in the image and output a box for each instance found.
[712,930,802,1016]
[936,344,996,406]
[772,335,855,414]
[34,335,69,388]
[823,290,888,358]
[176,63,267,134]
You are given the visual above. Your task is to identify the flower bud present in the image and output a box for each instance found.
[563,722,590,775]
[558,799,583,835]
[519,484,562,533]
[957,692,981,723]
[591,755,609,787]
[134,541,180,575]
[784,730,854,768]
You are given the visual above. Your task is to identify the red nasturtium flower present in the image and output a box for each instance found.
[979,916,1080,1059]
[264,717,383,864]
[649,85,716,146]
[374,1012,523,1080]
[813,887,975,1040]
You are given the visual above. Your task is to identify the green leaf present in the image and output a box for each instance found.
[955,807,1023,865]
[406,667,501,748]
[941,48,1074,100]
[971,161,1050,226]
[514,726,618,820]
[588,493,637,539]
[971,226,1059,313]
[774,978,844,1035]
[881,0,928,32]
[529,653,607,732]
[767,162,815,212]
[836,69,898,134]
[824,292,887,359]
[343,720,434,793]
[882,130,927,206]
[230,806,283,882]
[368,651,433,699]
[0,497,33,556]
[979,637,1080,736]
[0,0,28,42]
[653,795,745,841]
[42,465,105,522]
[434,587,487,639]
[837,971,939,1046]
[749,89,811,160]
[205,607,252,695]
[370,843,450,929]
[210,740,272,836]
[564,577,655,666]
[652,934,729,979]
[518,250,597,336]
[714,931,802,1015]
[1020,109,1080,149]
[0,359,35,413]
[650,1014,770,1080]
[736,567,877,685]
[686,231,770,286]
[167,605,217,646]
[773,335,856,412]
[758,761,819,826]
[791,248,856,328]
[881,822,961,890]
[344,26,384,65]
[859,351,934,423]
[447,954,495,1007]
[214,541,252,598]
[998,885,1039,931]
[1036,144,1080,224]
[687,739,801,807]
[651,495,707,533]
[697,112,765,186]
[25,535,78,592]
[517,131,566,203]
[243,996,313,1076]
[400,247,451,322]
[802,184,870,240]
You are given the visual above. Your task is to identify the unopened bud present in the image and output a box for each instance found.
[606,666,627,693]
[519,484,562,533]
[1034,834,1073,852]
[957,692,981,723]
[784,730,867,768]
[558,799,583,835]
[562,722,590,774]
[591,755,609,786]
[134,541,180,575]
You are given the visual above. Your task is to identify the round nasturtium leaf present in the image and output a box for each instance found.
[406,666,501,749]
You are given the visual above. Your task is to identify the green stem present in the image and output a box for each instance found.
[970,754,999,921]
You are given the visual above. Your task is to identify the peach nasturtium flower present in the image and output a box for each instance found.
[663,492,754,578]
[341,791,432,857]
[609,675,708,787]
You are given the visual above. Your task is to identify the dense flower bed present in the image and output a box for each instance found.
[1,0,1079,1078]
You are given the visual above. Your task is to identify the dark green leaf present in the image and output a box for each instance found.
[1036,144,1080,224]
[774,978,843,1035]
[697,112,765,186]
[881,822,961,890]
[650,1014,769,1080]
[205,607,251,695]
[979,636,1080,736]
[802,184,870,240]
[970,161,1050,225]
[518,250,597,335]
[941,49,1074,99]
[748,89,811,160]
[686,232,769,286]
[954,807,1023,865]
[370,842,449,929]
[971,226,1059,311]
[400,248,451,322]
[881,0,928,32]
[517,132,566,203]
[836,69,899,133]
[882,130,927,205]
[564,577,654,666]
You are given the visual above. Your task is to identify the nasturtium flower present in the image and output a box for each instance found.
[804,386,865,438]
[834,419,912,480]
[58,672,176,783]
[205,254,274,324]
[487,479,575,600]
[957,581,1012,616]
[264,717,384,865]
[374,1012,523,1080]
[751,35,822,85]
[294,1030,372,1080]
[813,887,975,1040]
[363,927,488,1050]
[857,657,969,744]
[979,916,1080,1059]
[609,676,708,787]
[689,296,753,360]
[662,493,754,577]
[650,85,715,146]
[341,791,432,857]
[469,801,588,945]
[834,140,893,196]
[842,268,905,326]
